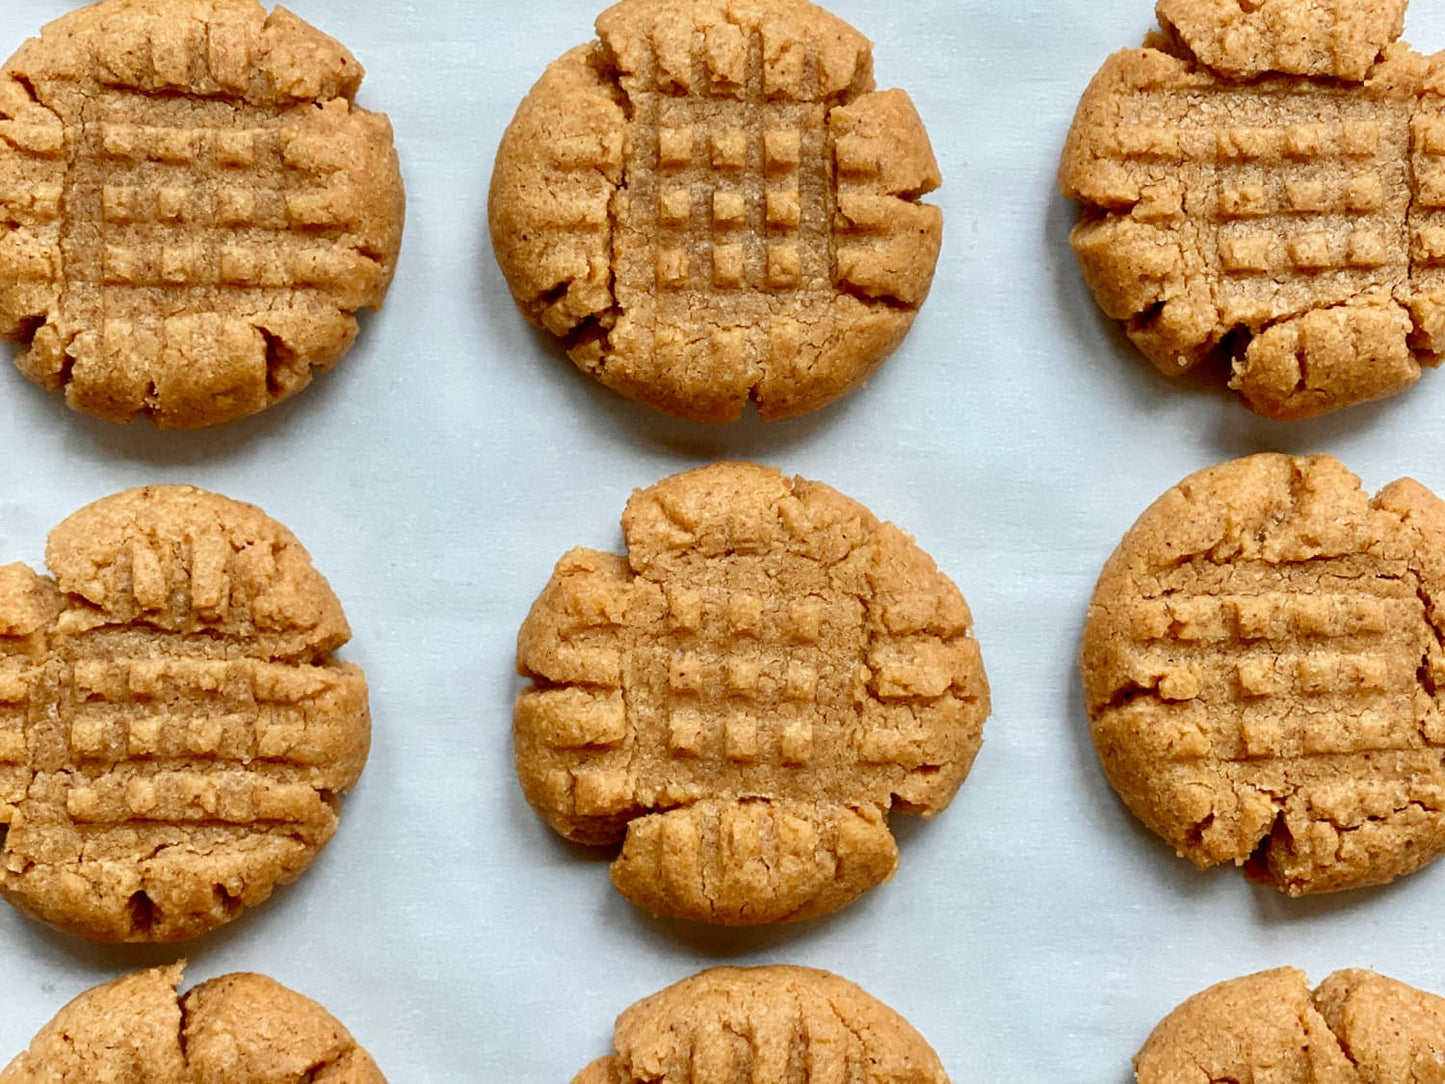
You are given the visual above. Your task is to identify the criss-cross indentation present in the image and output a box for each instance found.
[0,0,403,428]
[0,486,368,942]
[490,0,943,422]
[1083,454,1445,895]
[1061,2,1445,420]
[515,463,988,924]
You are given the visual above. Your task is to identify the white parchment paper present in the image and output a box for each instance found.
[4,0,1445,1079]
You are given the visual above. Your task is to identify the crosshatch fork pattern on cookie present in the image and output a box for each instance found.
[490,0,944,422]
[1082,455,1445,897]
[616,26,919,354]
[0,487,369,944]
[1077,88,1429,308]
[74,93,379,295]
[0,91,385,415]
[631,33,852,298]
[514,464,990,925]
[0,0,404,428]
[1060,4,1445,421]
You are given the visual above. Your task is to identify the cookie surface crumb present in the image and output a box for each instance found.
[1156,0,1407,81]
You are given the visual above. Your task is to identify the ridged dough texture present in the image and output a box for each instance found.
[1082,453,1445,895]
[1136,967,1445,1083]
[0,485,369,941]
[573,966,949,1084]
[0,0,405,428]
[489,0,943,423]
[1057,0,1445,420]
[0,963,384,1082]
[515,462,989,925]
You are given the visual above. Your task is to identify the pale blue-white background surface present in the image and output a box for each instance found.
[3,0,1445,1079]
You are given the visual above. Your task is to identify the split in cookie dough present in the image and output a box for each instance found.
[490,0,942,423]
[515,462,989,924]
[1136,967,1445,1083]
[1,963,385,1082]
[1059,0,1445,420]
[573,966,950,1084]
[1082,453,1445,895]
[0,0,405,428]
[0,485,370,941]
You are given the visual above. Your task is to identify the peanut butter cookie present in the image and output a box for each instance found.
[573,966,949,1084]
[0,485,369,941]
[1059,0,1445,420]
[515,462,989,924]
[1082,453,1445,895]
[2,963,384,1082]
[0,0,405,428]
[1136,968,1445,1083]
[490,0,942,423]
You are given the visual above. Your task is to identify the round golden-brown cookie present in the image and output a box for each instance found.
[1058,0,1445,421]
[0,0,405,428]
[1135,968,1445,1083]
[1,963,385,1082]
[573,966,949,1084]
[489,0,942,424]
[1081,453,1445,896]
[515,462,989,924]
[0,485,370,941]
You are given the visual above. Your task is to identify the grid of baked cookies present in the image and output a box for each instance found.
[10,0,1445,1080]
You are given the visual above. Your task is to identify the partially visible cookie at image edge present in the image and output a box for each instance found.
[0,484,370,942]
[573,966,950,1084]
[1059,0,1445,421]
[1152,0,1408,81]
[0,963,385,1082]
[490,0,942,424]
[1136,967,1445,1083]
[515,462,989,925]
[1081,453,1445,896]
[0,0,405,429]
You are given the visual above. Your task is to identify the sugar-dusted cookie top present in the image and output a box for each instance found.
[515,462,989,924]
[1,963,385,1082]
[1136,968,1445,1082]
[573,966,949,1084]
[1082,453,1445,895]
[490,0,942,423]
[0,0,405,428]
[0,485,370,941]
[1060,0,1445,420]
